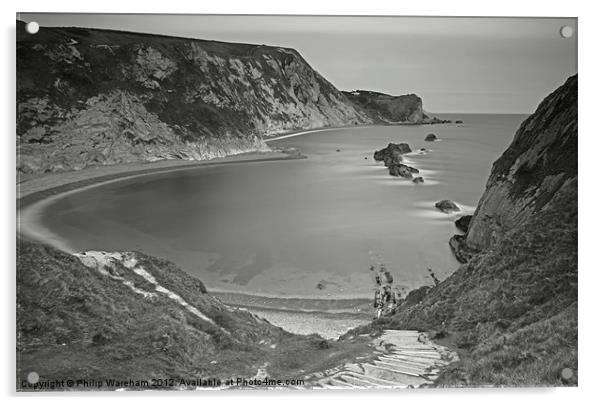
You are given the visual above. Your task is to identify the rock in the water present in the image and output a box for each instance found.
[336,149,341,152]
[412,176,424,184]
[425,133,438,142]
[455,120,463,124]
[455,215,472,233]
[435,199,460,213]
[373,143,412,167]
[389,163,419,178]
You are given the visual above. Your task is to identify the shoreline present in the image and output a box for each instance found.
[16,127,378,319]
[16,123,452,320]
[17,150,304,248]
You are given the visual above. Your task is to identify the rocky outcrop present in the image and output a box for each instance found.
[412,176,424,184]
[462,75,577,252]
[448,234,477,264]
[389,163,419,178]
[17,21,371,174]
[373,143,412,166]
[454,215,472,233]
[343,90,428,123]
[435,200,460,213]
[424,133,437,142]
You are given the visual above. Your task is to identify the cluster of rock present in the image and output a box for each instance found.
[373,142,412,166]
[373,143,422,182]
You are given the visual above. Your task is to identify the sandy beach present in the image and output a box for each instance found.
[18,150,303,248]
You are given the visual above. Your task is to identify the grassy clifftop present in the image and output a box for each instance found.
[343,90,429,124]
[17,240,373,390]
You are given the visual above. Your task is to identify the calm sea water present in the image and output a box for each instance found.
[42,114,526,304]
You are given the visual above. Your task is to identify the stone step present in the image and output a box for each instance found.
[381,334,421,340]
[372,360,423,376]
[308,330,457,389]
[340,371,408,388]
[381,340,426,346]
[362,363,429,386]
[388,342,428,351]
[336,374,382,388]
[381,354,438,368]
[374,358,428,374]
[393,349,441,359]
[327,378,356,388]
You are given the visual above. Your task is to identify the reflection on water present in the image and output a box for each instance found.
[42,115,525,303]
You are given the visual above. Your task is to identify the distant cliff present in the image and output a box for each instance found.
[347,76,578,387]
[17,21,371,174]
[343,90,441,124]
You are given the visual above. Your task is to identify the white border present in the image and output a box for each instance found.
[3,1,600,404]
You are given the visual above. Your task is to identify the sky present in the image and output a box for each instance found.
[18,14,577,113]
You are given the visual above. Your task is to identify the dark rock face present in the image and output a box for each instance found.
[388,163,419,178]
[343,90,428,123]
[16,21,371,174]
[454,215,472,233]
[464,75,578,252]
[373,143,412,166]
[412,176,424,184]
[435,200,460,213]
[425,133,438,142]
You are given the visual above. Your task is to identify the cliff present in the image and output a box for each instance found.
[342,90,440,124]
[347,76,578,387]
[16,21,370,174]
[462,75,578,253]
[17,240,371,389]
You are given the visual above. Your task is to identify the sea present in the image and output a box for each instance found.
[38,113,527,337]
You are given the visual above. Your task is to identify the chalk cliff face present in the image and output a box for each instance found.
[464,75,577,252]
[342,90,430,123]
[17,21,370,174]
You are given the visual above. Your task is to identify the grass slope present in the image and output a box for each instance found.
[17,240,373,390]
